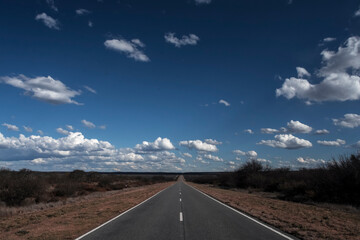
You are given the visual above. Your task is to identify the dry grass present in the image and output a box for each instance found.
[188,183,360,240]
[0,182,174,240]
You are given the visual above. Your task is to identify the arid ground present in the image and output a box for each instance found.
[0,182,173,240]
[188,182,360,240]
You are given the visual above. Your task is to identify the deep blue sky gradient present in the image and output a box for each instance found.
[1,0,360,171]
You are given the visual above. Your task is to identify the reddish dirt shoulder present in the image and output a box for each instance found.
[188,183,360,240]
[0,182,174,240]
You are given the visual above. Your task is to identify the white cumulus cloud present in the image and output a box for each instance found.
[276,36,360,103]
[297,157,325,165]
[203,154,223,162]
[317,139,346,147]
[314,129,330,135]
[0,131,186,171]
[258,134,312,149]
[164,33,200,47]
[0,75,81,105]
[333,113,360,128]
[2,123,19,131]
[179,140,218,152]
[261,128,279,134]
[204,139,222,145]
[104,38,150,62]
[35,13,60,30]
[233,150,257,159]
[261,120,312,134]
[296,67,311,78]
[285,120,312,133]
[135,137,175,152]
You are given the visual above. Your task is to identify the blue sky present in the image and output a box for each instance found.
[1,0,360,172]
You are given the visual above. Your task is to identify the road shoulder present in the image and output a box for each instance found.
[0,182,174,240]
[187,182,360,240]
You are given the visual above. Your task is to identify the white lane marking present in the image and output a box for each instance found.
[180,192,181,195]
[185,183,294,240]
[75,183,176,240]
[180,198,182,202]
[180,212,183,222]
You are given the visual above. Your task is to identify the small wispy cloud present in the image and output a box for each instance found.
[35,13,60,30]
[82,119,96,129]
[46,0,58,11]
[56,127,70,135]
[164,33,200,47]
[323,37,336,43]
[194,0,212,4]
[354,6,360,17]
[84,85,97,94]
[244,129,254,134]
[23,126,33,132]
[66,125,74,131]
[2,123,19,131]
[314,129,330,135]
[76,9,91,15]
[219,99,230,106]
[104,38,150,62]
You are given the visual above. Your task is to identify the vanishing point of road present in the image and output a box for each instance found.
[77,178,296,240]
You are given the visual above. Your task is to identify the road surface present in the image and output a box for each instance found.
[77,180,295,240]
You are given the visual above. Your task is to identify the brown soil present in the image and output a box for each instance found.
[188,183,360,240]
[0,182,174,240]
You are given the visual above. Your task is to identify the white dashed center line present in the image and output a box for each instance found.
[180,212,183,222]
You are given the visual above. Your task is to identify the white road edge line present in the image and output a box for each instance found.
[75,183,176,240]
[180,212,183,222]
[186,183,294,240]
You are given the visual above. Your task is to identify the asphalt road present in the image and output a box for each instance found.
[77,180,295,240]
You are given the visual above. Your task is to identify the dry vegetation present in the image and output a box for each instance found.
[0,181,174,239]
[186,154,360,206]
[185,154,360,239]
[0,169,175,209]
